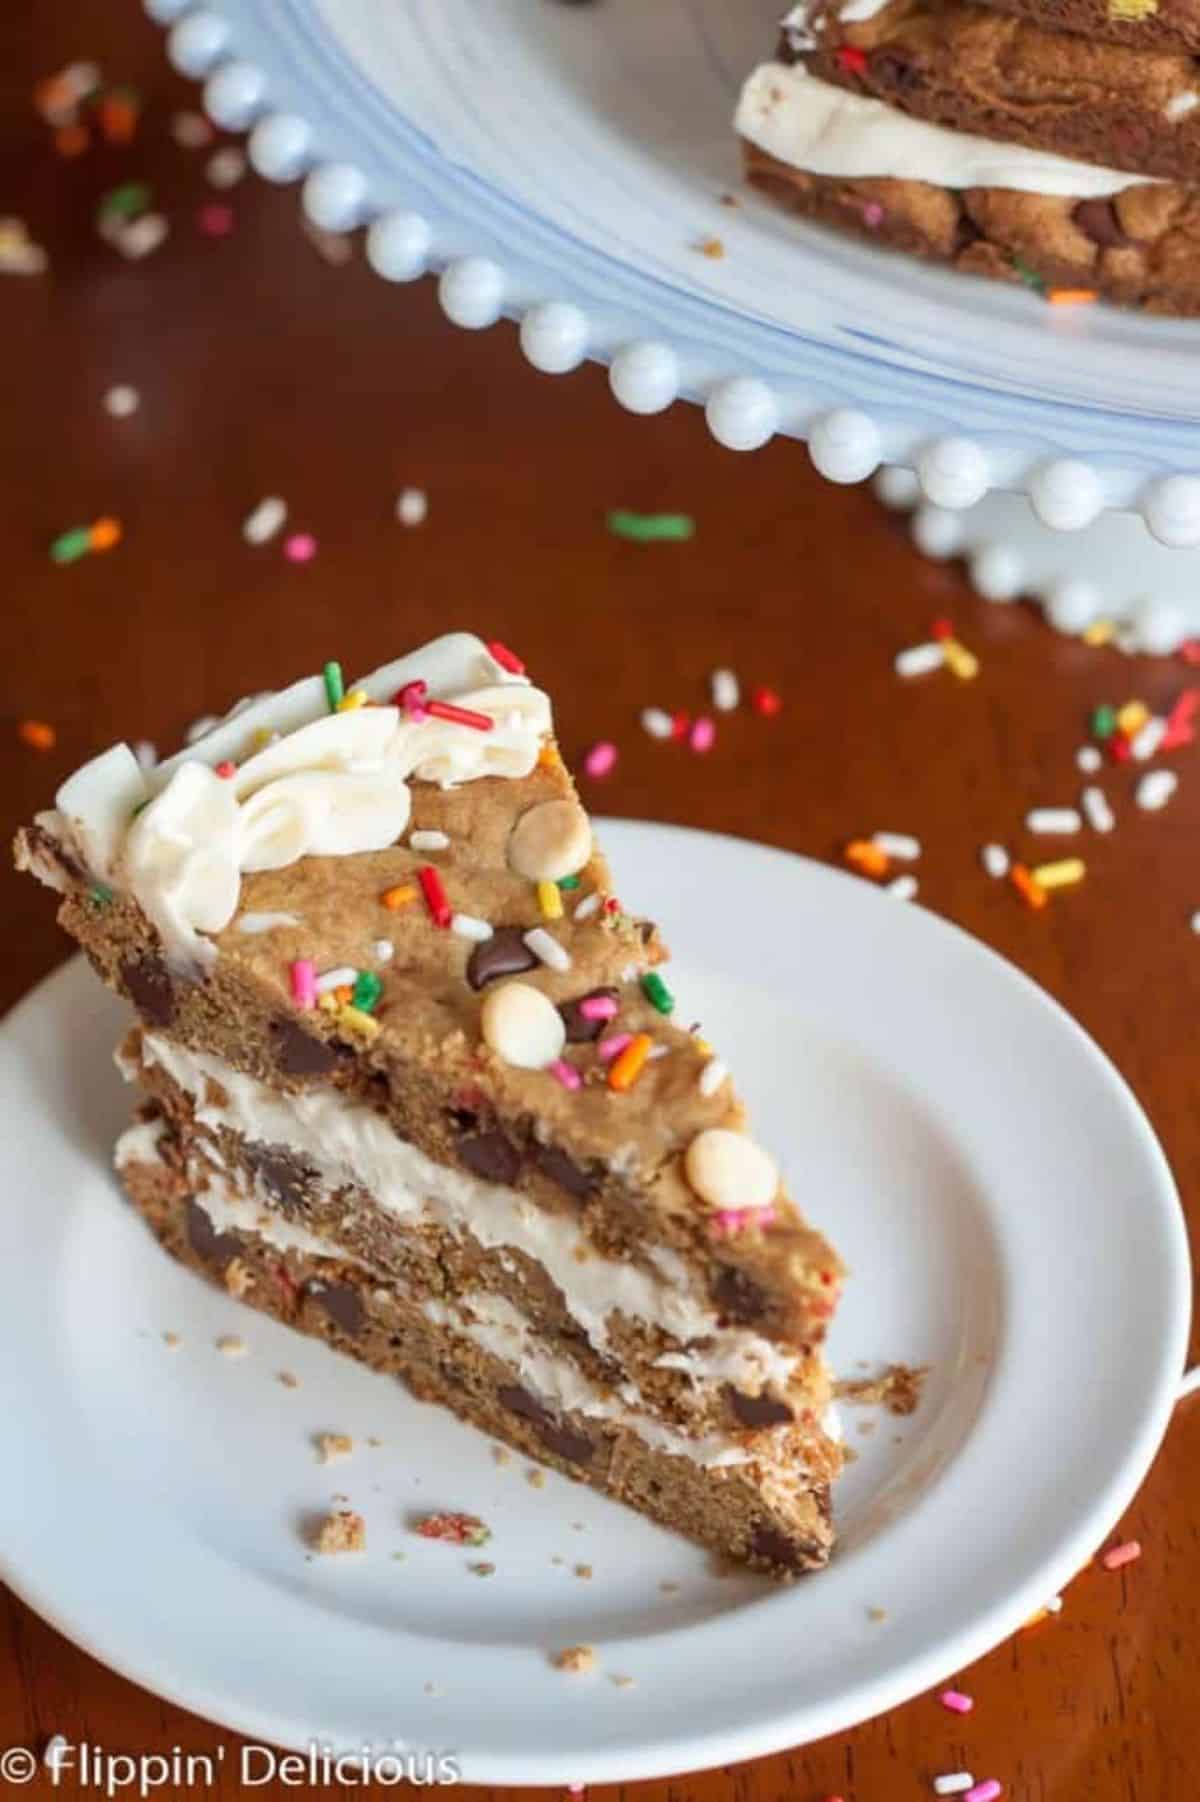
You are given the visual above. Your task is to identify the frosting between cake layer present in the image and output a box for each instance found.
[736,63,1159,196]
[127,1032,801,1397]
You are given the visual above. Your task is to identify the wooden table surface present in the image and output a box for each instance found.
[2,6,1197,1798]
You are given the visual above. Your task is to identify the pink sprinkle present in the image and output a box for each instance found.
[1101,1539,1142,1571]
[197,201,234,237]
[290,959,317,1009]
[396,679,429,722]
[689,716,716,754]
[584,741,618,779]
[711,1205,777,1238]
[579,994,619,1022]
[863,202,885,227]
[549,1059,582,1091]
[284,532,317,563]
[597,1032,633,1063]
[214,759,236,779]
[964,1784,1002,1802]
[940,1690,974,1715]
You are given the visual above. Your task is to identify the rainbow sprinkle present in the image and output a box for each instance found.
[322,660,344,712]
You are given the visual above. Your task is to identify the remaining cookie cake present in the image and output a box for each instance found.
[17,633,844,1576]
[737,0,1200,311]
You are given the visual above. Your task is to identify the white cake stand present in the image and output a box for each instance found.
[148,0,1200,650]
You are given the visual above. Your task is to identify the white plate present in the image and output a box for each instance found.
[151,0,1200,511]
[0,822,1189,1782]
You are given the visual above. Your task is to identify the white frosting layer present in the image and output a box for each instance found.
[737,64,1157,197]
[131,1033,800,1398]
[47,634,551,969]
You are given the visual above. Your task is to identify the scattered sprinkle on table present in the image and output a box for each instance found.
[963,1783,1002,1802]
[243,496,287,544]
[940,1688,974,1714]
[583,741,618,779]
[284,531,317,563]
[103,383,139,417]
[846,839,890,878]
[980,843,1009,879]
[934,1776,976,1797]
[1076,744,1102,773]
[710,668,739,711]
[895,642,945,678]
[689,716,715,753]
[1027,807,1082,834]
[641,706,673,739]
[887,873,919,901]
[1030,858,1085,891]
[416,1511,491,1546]
[205,146,246,189]
[1101,1538,1142,1570]
[196,201,234,237]
[874,831,921,860]
[1081,786,1115,834]
[1137,769,1177,812]
[396,486,428,526]
[751,684,782,717]
[17,719,55,751]
[607,510,694,542]
[50,520,120,564]
[170,109,213,147]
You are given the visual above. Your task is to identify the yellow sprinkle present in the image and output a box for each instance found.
[1082,619,1116,646]
[337,688,368,712]
[1116,700,1149,736]
[1108,0,1156,17]
[253,727,274,748]
[941,638,980,681]
[381,884,418,911]
[336,1005,380,1039]
[1030,858,1086,889]
[317,994,338,1014]
[537,879,563,920]
[538,742,561,770]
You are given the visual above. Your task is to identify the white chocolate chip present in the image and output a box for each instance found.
[507,800,592,883]
[685,1129,778,1211]
[481,981,566,1070]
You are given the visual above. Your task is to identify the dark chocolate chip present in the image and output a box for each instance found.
[466,926,539,991]
[185,1199,241,1268]
[498,1382,551,1428]
[242,1142,317,1215]
[457,1129,522,1186]
[637,919,656,945]
[308,1279,365,1337]
[871,50,921,94]
[498,1385,594,1465]
[728,1386,794,1428]
[120,953,175,1027]
[749,1524,812,1573]
[1072,198,1131,249]
[534,1141,598,1201]
[712,1265,769,1325]
[270,1016,342,1077]
[558,987,620,1044]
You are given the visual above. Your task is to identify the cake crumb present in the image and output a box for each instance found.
[161,1331,181,1349]
[469,1561,496,1578]
[415,1511,491,1547]
[315,1432,354,1464]
[551,1555,565,1567]
[856,1419,877,1436]
[867,1606,888,1623]
[313,1509,365,1554]
[277,1370,300,1389]
[694,235,725,259]
[658,1580,680,1594]
[223,1258,254,1298]
[367,1435,383,1448]
[492,1446,512,1467]
[553,1645,596,1674]
[391,1551,407,1563]
[574,1563,593,1580]
[836,1363,929,1416]
[526,1468,546,1490]
[216,1334,248,1359]
[611,1674,636,1689]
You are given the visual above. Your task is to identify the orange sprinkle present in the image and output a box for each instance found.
[1048,288,1098,307]
[88,517,122,552]
[381,884,418,911]
[845,840,890,878]
[17,719,56,751]
[538,742,561,771]
[98,98,138,145]
[1011,863,1048,910]
[333,984,353,1005]
[608,1032,653,1094]
[54,123,89,157]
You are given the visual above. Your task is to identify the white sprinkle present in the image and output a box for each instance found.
[104,382,140,418]
[170,109,213,148]
[1045,1594,1063,1613]
[698,1058,728,1097]
[1026,807,1082,835]
[242,496,287,545]
[710,668,740,712]
[640,707,675,739]
[206,146,247,189]
[396,487,428,526]
[1081,786,1115,834]
[523,927,571,973]
[574,892,601,921]
[236,911,302,935]
[373,939,395,962]
[1131,716,1167,762]
[315,965,358,994]
[1075,745,1102,773]
[647,1044,671,1061]
[872,831,921,861]
[895,642,945,678]
[980,843,1010,879]
[933,1777,975,1798]
[451,913,494,943]
[1137,769,1178,812]
[133,738,157,770]
[115,213,169,260]
[184,713,221,745]
[887,873,919,901]
[410,829,450,852]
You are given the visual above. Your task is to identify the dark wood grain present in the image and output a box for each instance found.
[1,6,1196,1798]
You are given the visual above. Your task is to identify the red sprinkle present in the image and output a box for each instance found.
[931,617,955,641]
[417,863,452,928]
[835,45,868,72]
[426,698,495,732]
[197,201,234,237]
[415,1511,491,1547]
[1180,640,1200,665]
[1101,1539,1142,1571]
[670,709,691,741]
[487,639,525,675]
[215,760,236,778]
[394,679,429,721]
[751,685,782,717]
[1108,735,1132,763]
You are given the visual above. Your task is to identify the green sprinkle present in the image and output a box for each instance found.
[97,181,151,225]
[557,875,581,891]
[50,526,93,565]
[87,883,114,909]
[323,660,344,712]
[351,970,383,1014]
[1091,704,1118,741]
[607,510,695,543]
[641,971,675,1015]
[1011,257,1046,295]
